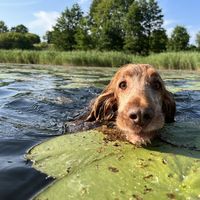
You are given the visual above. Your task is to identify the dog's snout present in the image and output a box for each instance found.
[129,108,154,126]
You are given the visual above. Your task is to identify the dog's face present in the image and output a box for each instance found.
[115,65,166,143]
[87,64,176,144]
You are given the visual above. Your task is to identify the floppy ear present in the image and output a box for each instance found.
[86,87,117,122]
[162,90,176,123]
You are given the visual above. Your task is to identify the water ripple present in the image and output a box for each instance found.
[0,64,200,199]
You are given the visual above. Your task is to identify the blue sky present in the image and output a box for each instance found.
[0,0,199,44]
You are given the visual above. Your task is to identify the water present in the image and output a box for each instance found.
[0,64,200,199]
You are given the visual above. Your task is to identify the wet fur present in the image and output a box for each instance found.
[65,64,176,145]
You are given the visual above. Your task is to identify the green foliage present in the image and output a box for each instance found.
[26,33,40,44]
[0,1,195,54]
[168,26,190,51]
[149,29,168,53]
[0,50,199,70]
[74,16,93,50]
[51,4,84,50]
[124,1,148,54]
[187,44,197,51]
[10,24,29,33]
[90,0,127,50]
[140,0,164,37]
[47,0,196,54]
[34,42,51,50]
[0,32,40,49]
[0,20,8,33]
[89,0,165,54]
[0,21,40,50]
[140,0,166,53]
[43,31,53,43]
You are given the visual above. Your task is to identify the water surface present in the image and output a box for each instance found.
[0,64,200,199]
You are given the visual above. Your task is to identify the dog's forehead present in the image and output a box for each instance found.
[117,64,158,79]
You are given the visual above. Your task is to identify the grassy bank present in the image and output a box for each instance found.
[0,50,200,70]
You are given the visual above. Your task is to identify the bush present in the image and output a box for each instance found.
[0,32,40,49]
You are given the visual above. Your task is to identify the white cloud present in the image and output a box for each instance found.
[28,11,59,37]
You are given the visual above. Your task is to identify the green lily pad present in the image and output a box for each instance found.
[27,130,200,200]
[161,121,200,150]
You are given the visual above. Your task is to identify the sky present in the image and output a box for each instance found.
[0,0,200,44]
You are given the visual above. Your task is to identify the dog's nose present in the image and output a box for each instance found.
[129,108,154,126]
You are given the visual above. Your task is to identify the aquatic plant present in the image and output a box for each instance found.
[0,50,199,69]
[27,122,200,199]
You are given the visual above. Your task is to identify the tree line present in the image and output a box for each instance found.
[1,0,200,54]
[45,0,200,54]
[0,21,40,49]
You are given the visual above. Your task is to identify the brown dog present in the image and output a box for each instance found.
[86,64,176,144]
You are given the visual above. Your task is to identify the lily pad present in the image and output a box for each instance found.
[27,130,200,200]
[161,121,200,150]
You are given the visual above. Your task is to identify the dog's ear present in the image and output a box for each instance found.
[86,87,117,122]
[162,90,176,123]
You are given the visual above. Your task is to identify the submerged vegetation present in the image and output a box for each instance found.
[0,50,199,70]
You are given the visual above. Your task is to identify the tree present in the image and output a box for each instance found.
[168,26,190,51]
[124,1,148,54]
[140,0,164,38]
[0,32,40,49]
[74,16,93,50]
[47,0,166,53]
[138,0,165,53]
[26,33,40,45]
[11,24,29,33]
[187,44,197,51]
[89,0,131,50]
[149,29,168,53]
[0,32,30,49]
[43,31,53,43]
[0,21,8,33]
[89,0,165,53]
[195,31,200,50]
[51,4,83,50]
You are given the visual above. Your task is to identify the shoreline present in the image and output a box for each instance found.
[0,50,199,70]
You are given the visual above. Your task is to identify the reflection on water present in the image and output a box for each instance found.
[0,64,200,199]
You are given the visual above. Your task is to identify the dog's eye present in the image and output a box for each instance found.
[152,80,162,90]
[119,81,127,90]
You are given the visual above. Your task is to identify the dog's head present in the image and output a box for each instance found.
[87,64,176,144]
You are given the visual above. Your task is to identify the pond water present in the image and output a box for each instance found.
[0,64,200,199]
